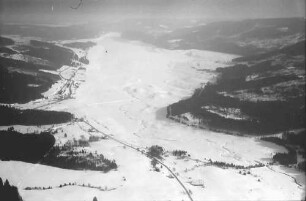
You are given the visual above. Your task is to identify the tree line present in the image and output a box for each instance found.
[0,128,117,172]
[0,105,74,126]
[0,129,55,162]
[42,145,118,172]
[0,177,23,201]
[261,130,305,168]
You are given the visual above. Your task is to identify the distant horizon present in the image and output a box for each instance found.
[1,0,305,25]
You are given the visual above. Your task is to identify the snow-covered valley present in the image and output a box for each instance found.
[0,33,305,201]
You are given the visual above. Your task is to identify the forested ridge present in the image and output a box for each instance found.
[167,39,305,135]
[0,105,74,126]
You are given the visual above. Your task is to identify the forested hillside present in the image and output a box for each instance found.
[167,18,305,135]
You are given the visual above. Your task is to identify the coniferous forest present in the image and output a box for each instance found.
[0,177,23,201]
[0,130,55,162]
[0,105,74,126]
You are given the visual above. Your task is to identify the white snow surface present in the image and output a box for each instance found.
[1,33,305,201]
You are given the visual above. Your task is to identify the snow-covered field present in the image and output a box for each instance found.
[1,33,305,201]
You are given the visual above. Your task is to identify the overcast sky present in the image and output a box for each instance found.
[0,0,305,24]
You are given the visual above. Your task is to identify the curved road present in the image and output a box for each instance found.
[33,53,194,201]
[81,119,194,201]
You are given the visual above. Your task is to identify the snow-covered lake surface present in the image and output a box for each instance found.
[1,33,305,201]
